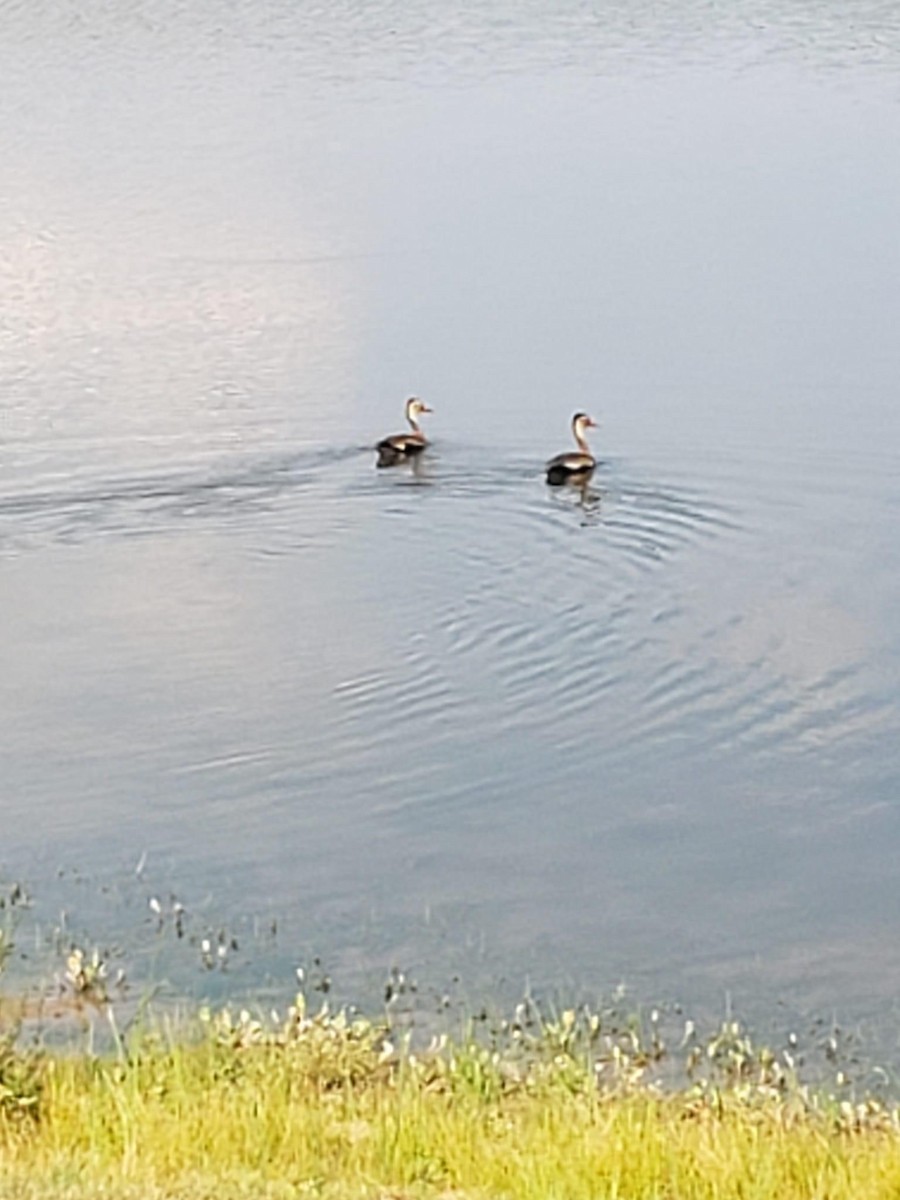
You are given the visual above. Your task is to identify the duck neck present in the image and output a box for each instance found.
[574,427,590,454]
[406,412,420,433]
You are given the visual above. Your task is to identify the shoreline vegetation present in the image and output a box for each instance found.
[3,988,900,1199]
[4,886,900,1195]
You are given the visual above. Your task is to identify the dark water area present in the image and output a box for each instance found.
[2,1,900,1045]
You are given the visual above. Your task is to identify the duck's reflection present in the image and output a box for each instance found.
[547,470,603,523]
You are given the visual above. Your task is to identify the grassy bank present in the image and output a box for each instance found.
[3,995,900,1199]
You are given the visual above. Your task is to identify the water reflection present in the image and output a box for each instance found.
[2,0,900,1029]
[546,474,604,525]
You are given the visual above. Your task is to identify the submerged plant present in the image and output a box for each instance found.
[0,879,31,977]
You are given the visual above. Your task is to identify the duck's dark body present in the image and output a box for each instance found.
[545,412,597,485]
[376,431,427,468]
[545,451,595,485]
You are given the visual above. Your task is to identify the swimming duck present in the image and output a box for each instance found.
[376,397,433,467]
[545,412,598,485]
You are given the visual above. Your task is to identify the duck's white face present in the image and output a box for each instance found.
[406,397,432,418]
[573,413,597,438]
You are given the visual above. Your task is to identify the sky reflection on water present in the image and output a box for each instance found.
[2,1,900,1030]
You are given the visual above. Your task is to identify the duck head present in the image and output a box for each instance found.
[405,396,431,421]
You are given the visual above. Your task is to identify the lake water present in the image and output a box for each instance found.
[2,0,900,1033]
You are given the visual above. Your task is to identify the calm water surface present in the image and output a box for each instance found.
[2,1,900,1028]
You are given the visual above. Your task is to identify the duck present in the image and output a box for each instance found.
[376,397,433,467]
[545,412,598,485]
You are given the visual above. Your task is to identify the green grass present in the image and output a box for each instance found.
[3,995,900,1199]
